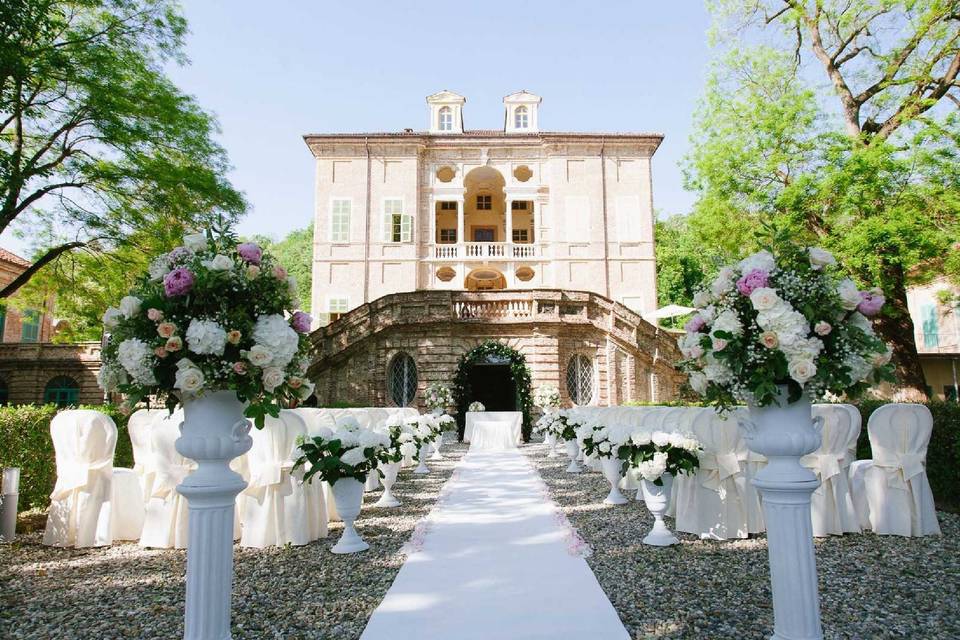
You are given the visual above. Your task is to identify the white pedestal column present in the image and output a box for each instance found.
[176,391,252,640]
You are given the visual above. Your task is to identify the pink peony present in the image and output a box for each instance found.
[684,315,707,333]
[147,308,164,321]
[163,268,195,297]
[232,361,248,375]
[272,265,287,280]
[237,242,262,265]
[857,290,885,317]
[291,311,312,333]
[736,269,770,296]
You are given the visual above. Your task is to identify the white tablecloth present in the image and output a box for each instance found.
[464,412,522,445]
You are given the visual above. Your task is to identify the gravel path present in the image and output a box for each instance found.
[524,440,960,640]
[0,442,467,640]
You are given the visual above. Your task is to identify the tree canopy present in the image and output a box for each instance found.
[0,0,245,298]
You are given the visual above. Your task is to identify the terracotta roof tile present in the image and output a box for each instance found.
[0,247,30,268]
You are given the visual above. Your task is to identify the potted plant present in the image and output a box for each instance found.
[374,416,419,507]
[97,227,313,639]
[467,400,486,412]
[582,423,634,504]
[533,384,561,412]
[406,415,437,474]
[431,414,455,460]
[555,410,582,473]
[679,231,894,640]
[294,416,389,553]
[424,382,454,416]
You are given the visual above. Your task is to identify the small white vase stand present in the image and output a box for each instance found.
[414,446,431,474]
[330,477,369,554]
[564,439,582,473]
[600,457,629,504]
[374,462,401,508]
[545,433,557,458]
[640,474,679,546]
[430,432,444,460]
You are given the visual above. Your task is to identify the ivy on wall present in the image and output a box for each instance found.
[452,341,533,441]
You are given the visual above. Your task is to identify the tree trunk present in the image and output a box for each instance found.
[873,265,929,401]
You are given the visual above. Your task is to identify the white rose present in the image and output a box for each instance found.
[185,319,228,356]
[252,314,300,369]
[261,366,285,391]
[183,232,208,252]
[631,431,652,446]
[688,371,708,395]
[246,344,273,367]
[749,287,780,311]
[837,279,861,310]
[204,254,234,271]
[739,250,776,273]
[692,290,713,308]
[788,359,817,384]
[174,365,205,393]
[807,247,836,270]
[102,307,123,329]
[340,447,368,467]
[119,296,142,319]
[652,431,670,447]
[598,441,612,454]
[400,441,418,457]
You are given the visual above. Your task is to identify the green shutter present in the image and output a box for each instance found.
[21,310,40,343]
[921,304,939,348]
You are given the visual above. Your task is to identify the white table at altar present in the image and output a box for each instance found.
[464,411,523,446]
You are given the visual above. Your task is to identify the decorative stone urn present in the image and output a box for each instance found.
[330,477,369,554]
[600,457,628,505]
[414,444,431,474]
[374,462,402,508]
[431,431,444,460]
[544,433,557,457]
[564,439,582,473]
[739,385,824,640]
[175,390,252,640]
[640,473,679,546]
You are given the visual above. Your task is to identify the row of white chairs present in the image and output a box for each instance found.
[43,406,418,549]
[564,403,940,539]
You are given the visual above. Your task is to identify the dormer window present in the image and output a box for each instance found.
[514,106,528,129]
[438,106,453,132]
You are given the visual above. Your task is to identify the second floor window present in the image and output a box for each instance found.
[511,200,529,210]
[331,199,351,242]
[439,229,457,243]
[921,303,939,348]
[21,310,40,343]
[476,194,492,210]
[515,106,528,129]
[438,106,453,131]
[328,297,349,323]
[439,201,458,211]
[383,199,412,242]
[512,229,529,243]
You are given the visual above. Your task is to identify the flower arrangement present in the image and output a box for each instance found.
[679,233,895,408]
[294,416,389,484]
[554,410,580,441]
[468,401,486,412]
[437,414,456,432]
[97,228,314,426]
[405,414,437,448]
[423,383,454,411]
[580,422,633,460]
[623,430,700,486]
[533,384,561,410]
[378,415,420,464]
[535,410,573,440]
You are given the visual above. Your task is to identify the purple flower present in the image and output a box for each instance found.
[857,289,885,317]
[237,242,262,265]
[163,268,195,297]
[167,246,194,266]
[684,315,706,333]
[736,269,770,296]
[291,311,312,333]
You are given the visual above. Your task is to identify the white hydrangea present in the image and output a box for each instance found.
[340,447,368,467]
[148,255,170,281]
[399,441,419,457]
[692,290,713,307]
[252,314,300,369]
[186,319,228,356]
[359,430,389,450]
[651,431,671,447]
[837,279,862,310]
[710,267,737,296]
[183,232,208,252]
[119,296,142,319]
[116,338,156,385]
[96,363,127,392]
[739,250,776,273]
[631,430,652,446]
[712,309,743,336]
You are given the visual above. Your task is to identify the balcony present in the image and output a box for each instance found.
[430,242,539,261]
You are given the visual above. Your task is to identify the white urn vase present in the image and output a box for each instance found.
[414,444,431,474]
[330,477,369,554]
[640,473,679,546]
[175,390,252,640]
[430,432,444,460]
[600,457,629,505]
[545,433,557,457]
[564,439,582,473]
[374,462,402,508]
[739,384,823,640]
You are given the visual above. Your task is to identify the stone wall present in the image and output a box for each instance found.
[308,289,684,412]
[0,342,103,405]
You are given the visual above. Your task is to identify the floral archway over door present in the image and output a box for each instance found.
[452,341,533,442]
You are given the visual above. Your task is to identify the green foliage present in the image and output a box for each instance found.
[0,403,132,510]
[253,224,314,313]
[293,435,380,485]
[452,341,533,441]
[655,214,721,328]
[0,0,246,300]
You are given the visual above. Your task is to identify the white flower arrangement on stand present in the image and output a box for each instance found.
[581,423,634,504]
[294,416,389,553]
[406,415,437,474]
[534,411,567,457]
[533,384,561,411]
[559,411,585,473]
[423,383,454,415]
[467,401,486,412]
[680,232,895,640]
[373,419,419,507]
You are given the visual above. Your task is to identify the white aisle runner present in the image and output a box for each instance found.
[360,449,630,640]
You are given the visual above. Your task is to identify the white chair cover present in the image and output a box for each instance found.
[848,459,873,530]
[240,410,327,548]
[139,409,192,549]
[804,405,861,536]
[127,409,165,501]
[296,408,341,521]
[43,410,118,548]
[675,410,751,539]
[863,404,940,537]
[110,468,145,541]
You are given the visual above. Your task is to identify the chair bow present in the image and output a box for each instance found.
[245,459,296,501]
[801,453,843,483]
[699,451,744,491]
[50,459,113,499]
[151,461,196,499]
[873,451,926,489]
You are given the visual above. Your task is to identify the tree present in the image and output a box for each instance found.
[655,214,723,328]
[252,223,313,313]
[680,1,960,398]
[0,0,245,298]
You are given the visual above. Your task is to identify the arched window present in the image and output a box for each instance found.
[438,106,453,131]
[0,378,8,406]
[44,375,79,407]
[566,355,594,406]
[514,106,528,129]
[388,352,418,406]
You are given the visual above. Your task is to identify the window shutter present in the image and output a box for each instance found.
[401,214,413,242]
[922,304,939,348]
[384,213,393,242]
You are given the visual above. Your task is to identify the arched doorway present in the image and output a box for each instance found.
[452,341,533,441]
[463,166,506,243]
[464,267,506,291]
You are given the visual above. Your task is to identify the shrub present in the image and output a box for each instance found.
[0,404,133,511]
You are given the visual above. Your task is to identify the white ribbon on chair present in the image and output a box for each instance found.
[245,459,297,502]
[51,459,113,500]
[699,451,744,493]
[872,451,926,489]
[800,451,845,495]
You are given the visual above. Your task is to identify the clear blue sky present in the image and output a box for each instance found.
[165,1,713,242]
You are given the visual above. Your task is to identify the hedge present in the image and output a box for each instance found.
[0,404,133,510]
